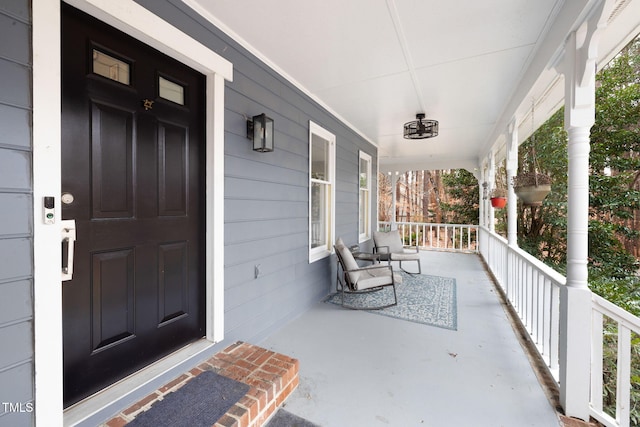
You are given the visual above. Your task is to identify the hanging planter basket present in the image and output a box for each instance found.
[514,185,551,206]
[513,100,552,207]
[489,188,507,209]
[490,197,507,209]
[513,172,551,206]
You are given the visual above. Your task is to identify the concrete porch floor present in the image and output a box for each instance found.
[260,251,564,427]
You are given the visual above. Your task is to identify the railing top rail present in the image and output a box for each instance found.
[592,293,640,333]
[479,226,507,244]
[480,226,566,285]
[379,221,479,228]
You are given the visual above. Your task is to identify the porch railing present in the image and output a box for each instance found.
[478,227,563,379]
[590,294,640,427]
[478,226,640,427]
[378,221,478,253]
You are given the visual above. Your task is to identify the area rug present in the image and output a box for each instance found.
[325,273,457,330]
[127,370,250,427]
[266,409,321,427]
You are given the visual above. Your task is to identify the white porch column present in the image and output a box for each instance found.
[477,170,485,229]
[559,3,609,418]
[487,151,496,232]
[506,120,518,246]
[390,172,398,230]
[480,159,491,227]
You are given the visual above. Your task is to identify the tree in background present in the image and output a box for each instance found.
[378,169,478,225]
[378,173,393,222]
[516,108,568,268]
[588,35,640,310]
[378,170,451,224]
[440,169,479,225]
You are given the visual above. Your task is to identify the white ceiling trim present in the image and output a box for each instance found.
[181,0,379,148]
[385,0,425,114]
[478,0,581,162]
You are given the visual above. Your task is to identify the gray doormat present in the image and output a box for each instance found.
[266,409,321,427]
[127,370,249,427]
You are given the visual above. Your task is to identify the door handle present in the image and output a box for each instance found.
[61,219,76,282]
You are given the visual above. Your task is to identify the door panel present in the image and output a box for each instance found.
[91,249,136,352]
[158,241,189,325]
[90,101,135,218]
[158,122,188,216]
[62,4,205,406]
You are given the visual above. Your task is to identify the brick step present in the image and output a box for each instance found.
[105,342,299,427]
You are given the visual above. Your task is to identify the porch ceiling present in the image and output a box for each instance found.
[185,0,640,173]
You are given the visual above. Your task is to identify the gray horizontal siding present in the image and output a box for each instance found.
[0,361,33,413]
[0,1,34,425]
[0,12,30,65]
[0,322,32,370]
[0,194,32,237]
[136,0,377,344]
[0,104,30,150]
[0,61,30,109]
[0,149,31,192]
[0,0,29,21]
[0,280,32,325]
[0,238,32,282]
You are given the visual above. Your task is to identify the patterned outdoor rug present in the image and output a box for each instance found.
[325,273,457,330]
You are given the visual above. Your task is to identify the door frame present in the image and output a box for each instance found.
[32,0,232,424]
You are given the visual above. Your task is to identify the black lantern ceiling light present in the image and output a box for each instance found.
[247,113,274,152]
[403,113,439,139]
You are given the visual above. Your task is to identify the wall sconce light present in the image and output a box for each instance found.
[247,113,274,152]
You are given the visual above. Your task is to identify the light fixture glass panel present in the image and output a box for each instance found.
[264,118,273,151]
[92,49,130,85]
[159,76,185,105]
[253,119,263,151]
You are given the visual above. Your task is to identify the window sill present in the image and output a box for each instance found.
[309,248,332,263]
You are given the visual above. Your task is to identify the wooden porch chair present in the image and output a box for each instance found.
[372,230,422,274]
[334,239,399,310]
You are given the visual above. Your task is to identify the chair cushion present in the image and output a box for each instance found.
[393,272,403,284]
[373,230,404,253]
[335,237,345,248]
[356,266,398,290]
[390,251,420,261]
[337,244,361,283]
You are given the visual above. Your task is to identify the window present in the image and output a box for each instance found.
[309,122,336,262]
[359,151,372,242]
[158,76,185,105]
[92,49,130,85]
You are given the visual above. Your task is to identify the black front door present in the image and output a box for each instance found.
[61,4,206,406]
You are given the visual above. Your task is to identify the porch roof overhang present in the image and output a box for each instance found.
[184,0,640,174]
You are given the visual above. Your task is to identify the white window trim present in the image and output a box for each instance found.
[33,1,232,424]
[309,121,336,263]
[359,151,372,243]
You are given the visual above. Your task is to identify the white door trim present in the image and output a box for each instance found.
[32,1,232,425]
